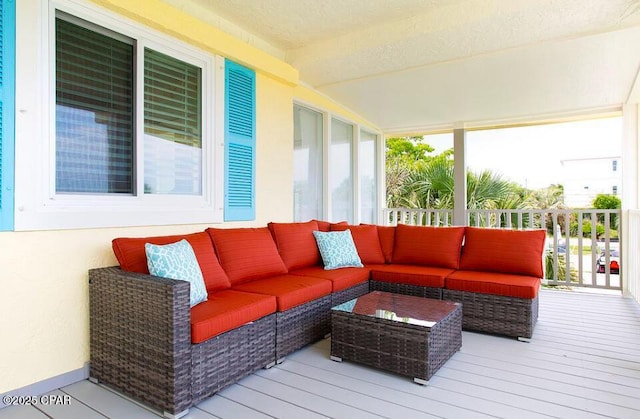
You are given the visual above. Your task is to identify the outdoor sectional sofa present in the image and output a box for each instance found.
[88,220,545,418]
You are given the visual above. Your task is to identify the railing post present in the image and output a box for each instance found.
[453,128,467,226]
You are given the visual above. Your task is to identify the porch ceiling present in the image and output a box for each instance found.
[166,0,640,133]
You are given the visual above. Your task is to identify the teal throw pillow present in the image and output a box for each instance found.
[312,230,363,270]
[145,239,208,307]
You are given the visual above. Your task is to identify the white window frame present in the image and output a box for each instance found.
[292,100,384,224]
[14,0,224,230]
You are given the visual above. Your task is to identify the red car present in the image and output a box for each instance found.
[596,250,620,274]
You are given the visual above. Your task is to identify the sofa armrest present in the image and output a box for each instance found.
[88,266,192,415]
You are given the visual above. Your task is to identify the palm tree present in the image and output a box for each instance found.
[393,151,524,219]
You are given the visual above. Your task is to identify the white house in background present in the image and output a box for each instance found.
[561,156,621,208]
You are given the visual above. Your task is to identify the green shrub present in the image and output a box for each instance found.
[545,251,578,282]
[581,220,605,238]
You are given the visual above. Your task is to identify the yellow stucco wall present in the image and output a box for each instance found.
[2,0,376,394]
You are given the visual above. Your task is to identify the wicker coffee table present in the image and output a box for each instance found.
[330,291,462,384]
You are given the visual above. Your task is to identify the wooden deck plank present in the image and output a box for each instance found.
[215,382,326,419]
[444,358,640,411]
[61,380,160,419]
[283,345,528,419]
[241,373,386,419]
[30,390,105,419]
[0,406,49,419]
[453,350,640,391]
[435,365,637,418]
[287,340,586,418]
[255,364,438,419]
[195,395,268,419]
[1,289,639,419]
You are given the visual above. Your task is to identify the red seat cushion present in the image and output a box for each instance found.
[291,266,371,292]
[446,270,540,299]
[369,264,452,288]
[330,224,385,264]
[207,227,288,285]
[112,232,231,292]
[190,290,276,343]
[268,220,321,270]
[392,224,465,269]
[232,275,332,311]
[460,227,546,277]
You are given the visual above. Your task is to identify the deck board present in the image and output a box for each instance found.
[2,289,640,419]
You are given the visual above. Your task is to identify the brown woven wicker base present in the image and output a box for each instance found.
[90,267,192,415]
[191,314,275,404]
[331,293,462,382]
[370,280,442,299]
[276,295,331,359]
[443,289,538,339]
[89,267,276,416]
[331,281,370,307]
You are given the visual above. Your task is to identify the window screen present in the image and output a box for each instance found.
[144,49,202,195]
[55,17,134,194]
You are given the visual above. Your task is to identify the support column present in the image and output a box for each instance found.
[453,128,467,226]
[621,104,639,299]
[621,104,638,210]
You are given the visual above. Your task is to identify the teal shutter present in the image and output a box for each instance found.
[224,60,256,221]
[0,0,15,231]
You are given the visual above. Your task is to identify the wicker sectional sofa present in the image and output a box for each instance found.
[89,220,545,418]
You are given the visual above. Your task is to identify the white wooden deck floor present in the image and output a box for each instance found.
[2,289,640,419]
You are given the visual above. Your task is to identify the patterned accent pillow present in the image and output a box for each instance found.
[145,239,208,307]
[312,230,364,270]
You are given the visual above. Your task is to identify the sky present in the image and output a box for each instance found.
[422,117,623,189]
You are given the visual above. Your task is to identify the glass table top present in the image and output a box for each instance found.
[332,291,461,328]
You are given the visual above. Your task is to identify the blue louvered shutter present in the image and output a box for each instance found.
[0,0,15,231]
[224,60,256,221]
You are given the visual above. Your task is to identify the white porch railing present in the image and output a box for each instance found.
[626,210,640,301]
[382,208,622,291]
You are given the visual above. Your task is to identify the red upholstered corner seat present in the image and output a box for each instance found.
[291,266,371,292]
[232,274,332,311]
[369,264,452,288]
[459,227,546,278]
[190,290,277,344]
[445,226,546,300]
[445,270,541,299]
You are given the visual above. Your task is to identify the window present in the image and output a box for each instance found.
[359,130,378,224]
[14,3,223,230]
[55,17,135,194]
[144,49,202,196]
[292,103,381,224]
[612,160,618,172]
[330,118,354,223]
[56,16,204,196]
[293,104,323,221]
[613,185,618,195]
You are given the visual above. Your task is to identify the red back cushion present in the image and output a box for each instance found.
[112,232,231,292]
[330,224,385,264]
[375,225,396,263]
[313,220,347,232]
[314,220,332,232]
[268,220,321,270]
[206,227,288,285]
[460,227,546,277]
[392,224,465,269]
